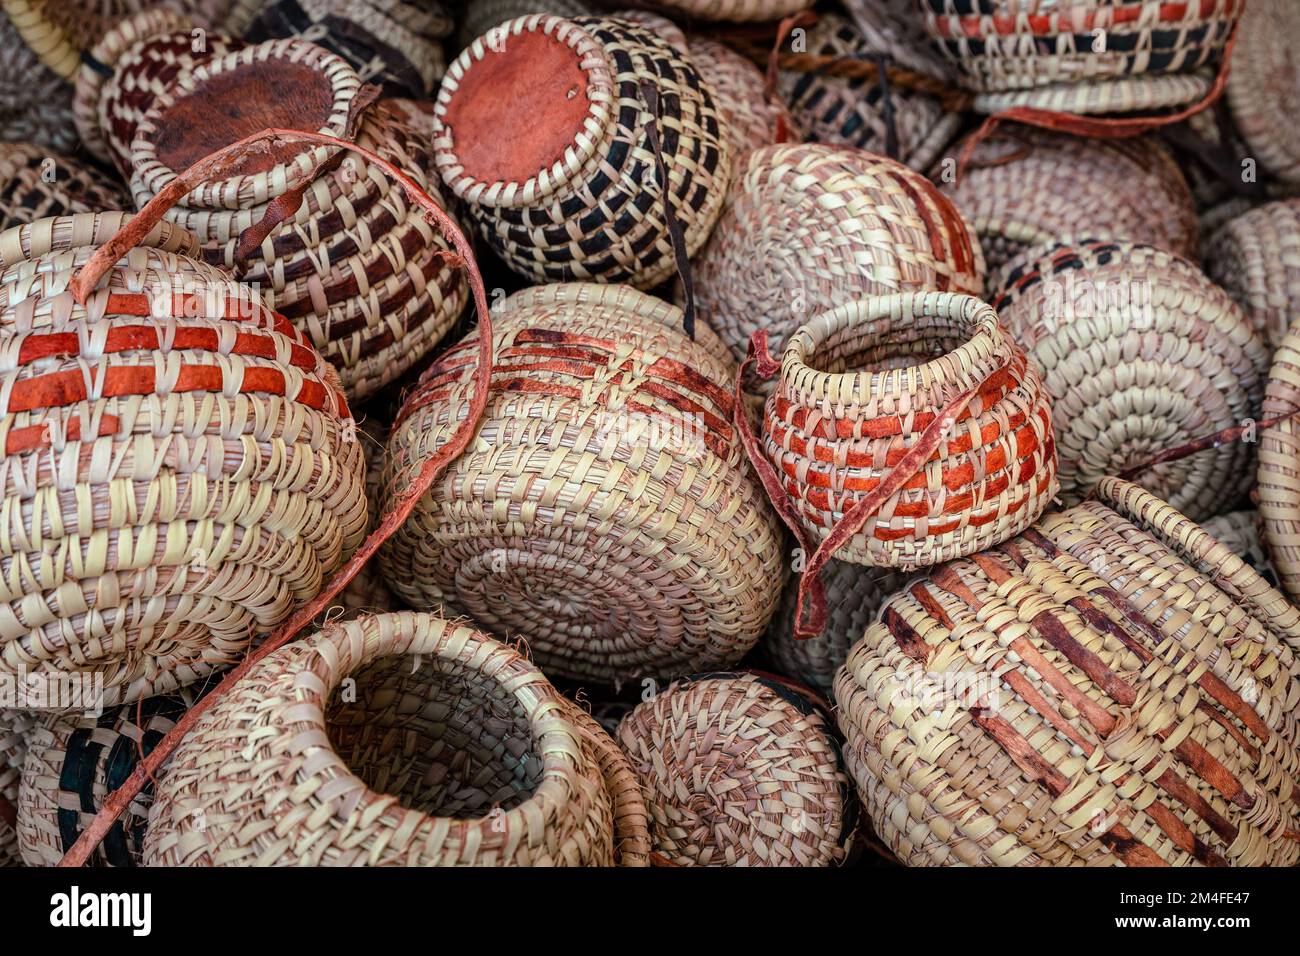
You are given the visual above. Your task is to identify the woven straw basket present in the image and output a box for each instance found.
[835,477,1300,867]
[689,37,794,164]
[73,8,242,177]
[244,0,449,96]
[434,15,731,289]
[993,241,1267,519]
[0,143,130,231]
[762,291,1056,569]
[16,691,198,866]
[941,129,1198,277]
[1226,0,1300,186]
[777,12,961,172]
[920,0,1241,116]
[130,39,469,400]
[144,612,651,866]
[617,672,853,866]
[0,211,368,708]
[1,709,32,866]
[649,0,811,22]
[764,561,911,693]
[0,7,76,153]
[696,144,985,365]
[1206,199,1300,349]
[380,282,783,685]
[1257,316,1300,603]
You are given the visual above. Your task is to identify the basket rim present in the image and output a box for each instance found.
[286,611,598,852]
[1096,477,1300,643]
[779,291,1004,404]
[129,38,361,212]
[433,14,617,209]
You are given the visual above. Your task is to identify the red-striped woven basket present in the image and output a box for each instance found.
[0,211,368,708]
[920,0,1242,116]
[761,291,1057,570]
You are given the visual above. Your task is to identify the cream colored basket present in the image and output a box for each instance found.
[144,612,651,866]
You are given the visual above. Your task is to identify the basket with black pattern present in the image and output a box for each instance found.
[433,14,731,289]
[16,692,199,867]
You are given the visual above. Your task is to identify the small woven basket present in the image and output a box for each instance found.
[433,15,731,289]
[1226,0,1300,185]
[762,291,1056,569]
[763,561,911,693]
[941,129,1198,277]
[835,477,1300,867]
[0,211,368,708]
[0,7,76,152]
[73,8,242,177]
[688,37,794,163]
[244,0,449,96]
[0,142,130,231]
[0,709,32,867]
[130,39,469,400]
[993,241,1267,519]
[144,612,652,866]
[776,12,961,171]
[16,691,198,867]
[647,0,811,22]
[617,672,853,866]
[920,0,1241,116]
[696,143,985,365]
[380,282,783,685]
[1257,317,1300,603]
[1206,199,1300,349]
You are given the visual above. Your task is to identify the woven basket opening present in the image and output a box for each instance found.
[325,654,545,819]
[807,307,975,377]
[149,59,336,176]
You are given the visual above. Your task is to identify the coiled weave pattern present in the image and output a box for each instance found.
[1206,199,1300,349]
[144,612,651,866]
[380,282,783,684]
[696,144,985,364]
[17,691,197,866]
[0,211,368,708]
[1225,0,1300,185]
[617,673,852,866]
[130,39,469,400]
[762,292,1056,569]
[920,0,1241,115]
[0,708,32,866]
[0,143,130,232]
[834,478,1300,867]
[941,129,1198,277]
[993,241,1267,519]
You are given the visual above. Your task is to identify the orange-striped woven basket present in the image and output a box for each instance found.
[761,291,1057,570]
[920,0,1242,116]
[0,211,368,709]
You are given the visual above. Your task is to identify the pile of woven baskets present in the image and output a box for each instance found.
[1,0,1299,872]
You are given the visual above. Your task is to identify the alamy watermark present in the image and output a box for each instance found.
[0,666,104,716]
